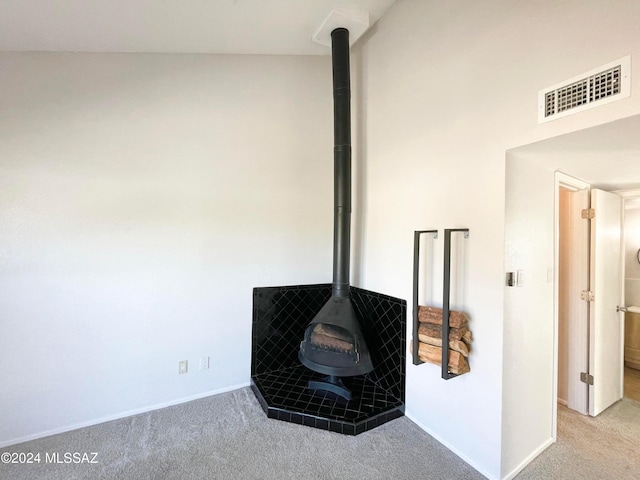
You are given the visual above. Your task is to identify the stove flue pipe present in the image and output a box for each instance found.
[298,26,373,381]
[331,27,351,299]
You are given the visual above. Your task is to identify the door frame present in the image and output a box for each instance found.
[556,174,591,414]
[554,176,629,422]
[553,172,590,436]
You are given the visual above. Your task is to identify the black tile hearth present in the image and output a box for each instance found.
[251,284,406,435]
[352,287,407,403]
[252,284,332,377]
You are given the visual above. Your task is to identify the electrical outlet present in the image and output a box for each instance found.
[200,356,210,371]
[178,360,188,374]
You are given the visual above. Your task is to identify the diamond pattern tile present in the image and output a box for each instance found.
[352,286,407,403]
[252,284,331,376]
[251,284,406,435]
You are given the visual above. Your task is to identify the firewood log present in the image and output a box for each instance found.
[418,322,469,342]
[418,333,470,357]
[417,353,470,375]
[418,306,469,328]
[310,332,352,352]
[310,324,353,352]
[410,341,470,375]
[314,323,351,341]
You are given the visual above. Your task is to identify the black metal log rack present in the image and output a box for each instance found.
[412,228,470,380]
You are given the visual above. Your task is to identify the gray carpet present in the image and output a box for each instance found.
[0,388,484,480]
[3,388,639,479]
[515,398,640,480]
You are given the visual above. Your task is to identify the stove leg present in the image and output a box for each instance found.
[307,375,352,401]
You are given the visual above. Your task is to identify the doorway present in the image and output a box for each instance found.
[504,114,640,454]
[556,177,589,415]
[621,192,640,402]
[556,176,625,416]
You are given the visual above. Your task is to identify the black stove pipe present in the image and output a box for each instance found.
[331,27,351,299]
[297,27,373,384]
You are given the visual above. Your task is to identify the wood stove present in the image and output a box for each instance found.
[250,26,406,435]
[296,28,373,402]
[251,284,406,435]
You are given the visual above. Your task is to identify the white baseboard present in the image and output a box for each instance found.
[405,410,496,480]
[500,437,555,480]
[557,398,568,406]
[406,410,556,480]
[0,382,250,449]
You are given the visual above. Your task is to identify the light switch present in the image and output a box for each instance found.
[506,272,515,287]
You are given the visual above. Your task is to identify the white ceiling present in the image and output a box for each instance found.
[508,114,640,193]
[0,0,397,55]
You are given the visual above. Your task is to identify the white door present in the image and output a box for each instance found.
[589,188,623,416]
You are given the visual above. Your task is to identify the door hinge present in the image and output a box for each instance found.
[581,208,595,219]
[580,372,594,385]
[580,290,594,301]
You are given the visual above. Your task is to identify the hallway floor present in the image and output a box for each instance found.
[518,397,640,479]
[624,366,640,402]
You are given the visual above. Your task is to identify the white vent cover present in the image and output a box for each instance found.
[538,55,631,123]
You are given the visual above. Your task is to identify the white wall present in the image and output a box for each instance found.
[503,156,555,475]
[0,52,332,446]
[354,0,640,478]
[4,0,640,472]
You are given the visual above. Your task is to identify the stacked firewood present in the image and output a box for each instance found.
[412,306,472,375]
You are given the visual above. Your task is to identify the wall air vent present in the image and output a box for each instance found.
[538,56,631,123]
